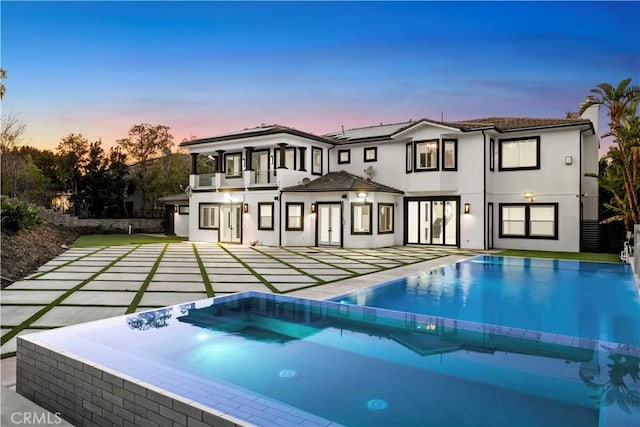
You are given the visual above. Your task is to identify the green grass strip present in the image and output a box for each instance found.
[1,245,141,347]
[217,243,280,293]
[280,247,361,275]
[29,246,108,279]
[250,247,325,284]
[308,247,388,268]
[125,243,169,314]
[71,234,187,248]
[192,243,215,297]
[497,249,620,263]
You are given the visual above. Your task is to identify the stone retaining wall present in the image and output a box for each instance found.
[39,209,165,234]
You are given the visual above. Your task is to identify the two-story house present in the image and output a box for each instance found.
[175,102,599,251]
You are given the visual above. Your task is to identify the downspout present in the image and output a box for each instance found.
[279,190,283,246]
[482,130,487,250]
[579,127,590,251]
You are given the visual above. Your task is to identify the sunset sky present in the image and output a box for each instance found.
[2,1,639,155]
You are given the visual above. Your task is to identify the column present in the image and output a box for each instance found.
[216,150,226,174]
[190,153,198,175]
[298,147,307,171]
[245,146,254,171]
[277,143,287,169]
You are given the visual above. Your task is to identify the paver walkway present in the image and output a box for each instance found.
[1,242,490,358]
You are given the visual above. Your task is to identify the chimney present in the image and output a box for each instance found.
[580,96,599,135]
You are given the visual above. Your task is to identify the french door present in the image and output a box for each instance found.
[220,204,242,243]
[405,197,459,246]
[317,203,341,246]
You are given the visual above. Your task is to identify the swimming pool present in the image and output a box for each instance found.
[335,255,640,346]
[18,291,640,426]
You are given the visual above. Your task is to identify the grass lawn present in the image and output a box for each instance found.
[71,234,187,247]
[497,249,621,263]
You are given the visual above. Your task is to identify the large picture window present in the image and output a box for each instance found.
[499,203,558,239]
[286,203,304,230]
[225,153,242,177]
[199,204,219,229]
[312,147,322,175]
[499,136,540,170]
[442,139,457,171]
[378,203,394,234]
[415,140,439,170]
[351,202,372,235]
[258,203,274,230]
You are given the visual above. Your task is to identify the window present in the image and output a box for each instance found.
[442,139,457,171]
[199,204,219,229]
[286,203,304,230]
[499,203,558,239]
[499,136,540,170]
[312,147,322,175]
[364,147,377,162]
[178,205,189,215]
[415,140,439,170]
[351,202,372,235]
[338,149,350,164]
[406,142,413,173]
[378,203,394,234]
[225,153,242,177]
[275,148,296,169]
[489,138,495,171]
[258,203,274,230]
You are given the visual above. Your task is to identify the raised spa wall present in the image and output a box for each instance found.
[16,337,248,427]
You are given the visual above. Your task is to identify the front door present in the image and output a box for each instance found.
[220,204,242,243]
[406,197,459,246]
[317,203,341,246]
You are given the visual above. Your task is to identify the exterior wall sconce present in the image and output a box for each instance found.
[464,203,470,214]
[357,192,367,199]
[243,203,249,213]
[311,203,316,213]
[524,192,535,203]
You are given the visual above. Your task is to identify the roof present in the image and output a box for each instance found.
[180,124,335,147]
[157,193,188,203]
[283,170,403,194]
[326,116,592,143]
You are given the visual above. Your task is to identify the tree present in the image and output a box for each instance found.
[0,68,6,100]
[581,78,640,232]
[1,114,27,198]
[116,123,174,211]
[56,134,90,215]
[144,153,190,209]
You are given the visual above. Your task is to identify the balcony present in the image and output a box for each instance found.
[190,169,309,190]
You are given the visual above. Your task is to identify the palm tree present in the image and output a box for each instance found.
[581,78,640,231]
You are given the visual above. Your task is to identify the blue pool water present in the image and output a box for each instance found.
[28,292,639,426]
[335,256,640,346]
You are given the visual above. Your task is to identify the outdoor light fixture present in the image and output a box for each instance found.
[464,203,470,214]
[524,192,535,203]
[311,203,316,213]
[358,192,367,199]
[243,203,249,213]
[564,156,573,165]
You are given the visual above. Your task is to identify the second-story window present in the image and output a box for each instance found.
[312,147,322,175]
[415,140,439,171]
[442,139,457,171]
[275,148,296,169]
[338,149,350,164]
[406,142,413,173]
[499,136,540,170]
[225,153,242,177]
[364,147,377,162]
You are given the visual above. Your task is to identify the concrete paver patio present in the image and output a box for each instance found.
[1,242,491,375]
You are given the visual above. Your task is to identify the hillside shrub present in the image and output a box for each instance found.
[0,198,45,234]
